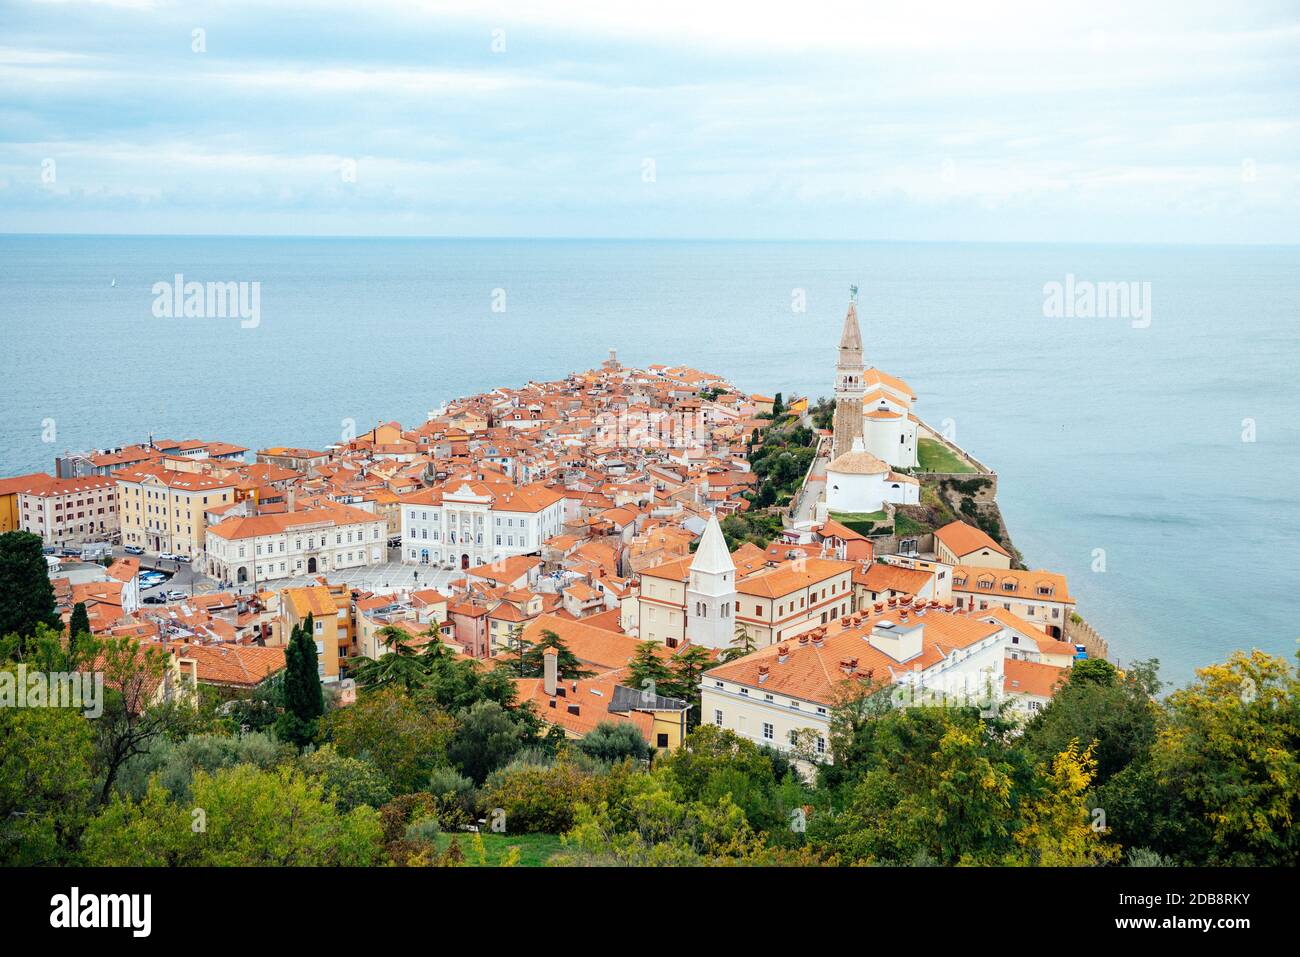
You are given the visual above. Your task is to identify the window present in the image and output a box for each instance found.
[816,736,827,754]
[656,733,669,748]
[762,722,773,740]
[714,709,723,726]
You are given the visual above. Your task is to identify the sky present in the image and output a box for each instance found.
[0,0,1297,242]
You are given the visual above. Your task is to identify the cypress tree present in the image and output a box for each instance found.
[0,531,61,654]
[277,613,324,747]
[67,601,91,667]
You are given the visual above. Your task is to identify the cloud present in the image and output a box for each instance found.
[0,0,1295,240]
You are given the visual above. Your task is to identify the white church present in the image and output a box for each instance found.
[822,289,921,516]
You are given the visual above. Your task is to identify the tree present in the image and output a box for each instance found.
[0,668,96,865]
[0,531,61,654]
[90,635,180,805]
[81,765,384,866]
[447,700,527,783]
[719,624,757,663]
[300,745,393,812]
[520,629,593,680]
[1009,741,1121,866]
[577,721,652,763]
[1021,658,1160,786]
[277,615,324,748]
[504,623,528,676]
[772,393,784,416]
[626,641,673,699]
[1149,650,1300,866]
[328,685,456,793]
[666,644,713,728]
[67,601,91,668]
[349,626,431,693]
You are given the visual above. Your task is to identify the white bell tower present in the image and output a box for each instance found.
[685,512,738,649]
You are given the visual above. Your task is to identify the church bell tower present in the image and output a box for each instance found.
[831,286,866,461]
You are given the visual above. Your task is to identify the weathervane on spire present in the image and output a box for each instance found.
[849,283,859,302]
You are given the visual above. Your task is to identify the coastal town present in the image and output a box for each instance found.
[0,292,1098,757]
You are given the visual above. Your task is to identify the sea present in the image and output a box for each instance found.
[2,235,1297,687]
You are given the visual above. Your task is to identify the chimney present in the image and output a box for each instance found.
[811,630,825,649]
[543,646,558,696]
[758,665,770,683]
[777,645,789,663]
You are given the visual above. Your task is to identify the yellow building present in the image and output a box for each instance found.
[274,585,346,683]
[0,473,48,534]
[115,464,235,558]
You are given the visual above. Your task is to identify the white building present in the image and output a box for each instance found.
[701,605,1011,769]
[684,512,737,650]
[204,504,387,586]
[823,437,919,515]
[399,479,565,570]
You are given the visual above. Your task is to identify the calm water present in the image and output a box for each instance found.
[2,235,1297,685]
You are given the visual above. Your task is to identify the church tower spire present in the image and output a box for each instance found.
[831,286,866,461]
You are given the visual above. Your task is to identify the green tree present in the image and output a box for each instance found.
[1020,658,1160,786]
[626,641,673,699]
[0,531,61,654]
[328,685,456,793]
[91,635,181,804]
[666,644,713,728]
[577,721,652,763]
[448,700,527,783]
[277,615,324,748]
[81,765,384,866]
[719,624,757,663]
[349,625,434,693]
[520,629,593,680]
[1150,650,1300,865]
[0,670,96,865]
[300,744,393,812]
[67,601,91,668]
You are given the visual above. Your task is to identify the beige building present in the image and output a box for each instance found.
[116,465,236,558]
[15,474,119,545]
[952,565,1075,639]
[205,504,387,586]
[637,550,855,650]
[933,519,1012,569]
[702,606,1011,769]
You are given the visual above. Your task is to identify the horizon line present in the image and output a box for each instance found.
[1,231,1296,248]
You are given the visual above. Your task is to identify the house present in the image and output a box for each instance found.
[934,519,1012,569]
[514,647,689,753]
[701,604,1011,769]
[952,566,1075,639]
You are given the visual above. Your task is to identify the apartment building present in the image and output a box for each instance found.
[204,504,387,586]
[15,474,119,544]
[952,565,1075,639]
[116,465,237,558]
[701,605,1010,768]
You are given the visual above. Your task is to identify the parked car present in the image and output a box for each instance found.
[142,595,164,604]
[124,545,145,555]
[157,552,181,562]
[164,590,187,602]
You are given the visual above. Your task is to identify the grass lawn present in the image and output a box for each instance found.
[829,510,891,536]
[433,831,566,867]
[895,513,930,536]
[917,437,976,474]
[830,510,887,524]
